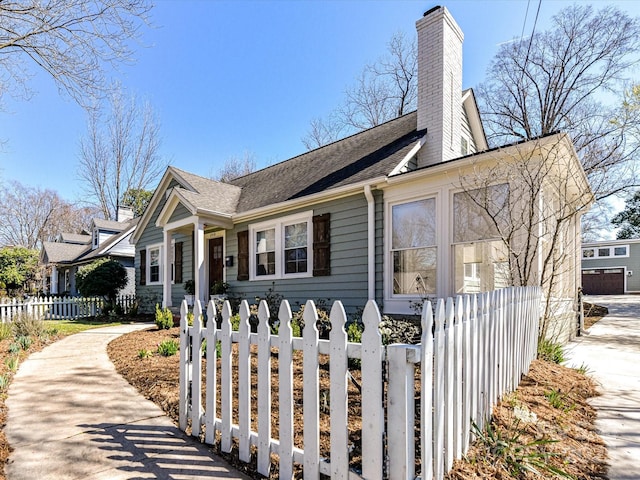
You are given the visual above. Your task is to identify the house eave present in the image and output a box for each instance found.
[232,176,387,223]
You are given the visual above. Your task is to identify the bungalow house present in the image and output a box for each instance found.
[132,7,592,340]
[40,207,137,296]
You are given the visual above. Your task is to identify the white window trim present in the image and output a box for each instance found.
[147,243,163,285]
[582,245,629,259]
[384,193,441,315]
[249,211,313,281]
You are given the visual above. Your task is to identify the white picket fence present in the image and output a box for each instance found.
[179,286,541,479]
[0,294,137,322]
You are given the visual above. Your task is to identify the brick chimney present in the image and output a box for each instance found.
[416,6,464,167]
[116,205,134,222]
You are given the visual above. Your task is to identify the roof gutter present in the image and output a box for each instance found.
[364,185,376,301]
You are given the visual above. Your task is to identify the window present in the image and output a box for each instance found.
[147,245,162,285]
[461,136,469,156]
[582,245,629,259]
[255,228,276,276]
[93,229,99,248]
[453,184,511,294]
[249,212,312,280]
[391,198,437,295]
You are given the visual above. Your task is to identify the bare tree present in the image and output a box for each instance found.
[0,181,94,249]
[213,151,257,183]
[456,136,592,341]
[302,31,416,149]
[0,0,152,106]
[477,4,640,203]
[78,87,165,220]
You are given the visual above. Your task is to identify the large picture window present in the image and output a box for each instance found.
[453,184,511,294]
[391,198,437,295]
[250,212,312,280]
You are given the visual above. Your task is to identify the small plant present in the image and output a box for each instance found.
[210,280,230,295]
[157,339,179,356]
[574,362,591,375]
[17,335,32,351]
[5,355,19,372]
[0,322,12,341]
[545,388,575,412]
[471,419,571,478]
[538,339,565,364]
[346,321,363,343]
[128,301,139,316]
[184,280,195,295]
[137,348,152,359]
[229,314,241,331]
[0,375,9,393]
[186,311,194,326]
[8,343,20,355]
[155,304,174,330]
[12,313,45,339]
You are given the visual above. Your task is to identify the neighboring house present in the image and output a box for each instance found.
[132,7,591,340]
[40,207,138,296]
[581,239,640,295]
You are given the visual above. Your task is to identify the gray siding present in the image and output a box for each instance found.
[582,242,640,292]
[136,188,166,312]
[227,194,369,316]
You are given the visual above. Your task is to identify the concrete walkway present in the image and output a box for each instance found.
[564,295,640,480]
[5,324,249,480]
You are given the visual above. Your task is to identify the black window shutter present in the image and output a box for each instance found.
[139,249,146,285]
[313,213,330,276]
[175,241,183,284]
[237,230,249,281]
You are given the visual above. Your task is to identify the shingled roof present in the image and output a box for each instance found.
[229,111,423,212]
[41,242,90,264]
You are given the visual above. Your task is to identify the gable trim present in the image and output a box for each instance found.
[389,135,427,176]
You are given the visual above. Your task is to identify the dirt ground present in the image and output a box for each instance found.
[108,316,609,480]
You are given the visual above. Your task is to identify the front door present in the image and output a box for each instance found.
[208,237,224,294]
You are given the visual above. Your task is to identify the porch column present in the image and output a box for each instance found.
[51,265,58,294]
[163,229,173,308]
[194,221,206,305]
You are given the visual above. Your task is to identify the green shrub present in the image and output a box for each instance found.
[0,375,9,393]
[76,258,128,304]
[157,339,179,356]
[538,339,565,364]
[347,321,363,343]
[8,343,20,355]
[155,304,174,330]
[12,313,44,339]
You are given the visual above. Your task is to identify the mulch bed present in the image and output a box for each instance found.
[109,321,609,479]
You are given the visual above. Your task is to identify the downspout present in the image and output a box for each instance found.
[364,185,376,301]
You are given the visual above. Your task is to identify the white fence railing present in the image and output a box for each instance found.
[0,294,137,322]
[179,286,541,479]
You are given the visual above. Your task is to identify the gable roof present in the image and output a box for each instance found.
[41,242,90,264]
[76,218,138,263]
[229,112,423,212]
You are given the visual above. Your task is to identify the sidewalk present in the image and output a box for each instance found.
[5,324,249,480]
[564,295,640,480]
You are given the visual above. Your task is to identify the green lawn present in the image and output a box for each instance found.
[43,319,124,336]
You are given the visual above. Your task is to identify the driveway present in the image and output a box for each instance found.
[564,295,640,480]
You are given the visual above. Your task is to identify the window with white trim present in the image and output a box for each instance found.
[250,212,312,280]
[390,198,437,296]
[582,245,629,259]
[147,245,162,285]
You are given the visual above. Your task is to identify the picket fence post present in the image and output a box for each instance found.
[329,301,349,479]
[302,300,320,480]
[257,300,272,477]
[278,300,294,479]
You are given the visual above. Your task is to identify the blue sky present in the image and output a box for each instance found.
[1,0,639,204]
